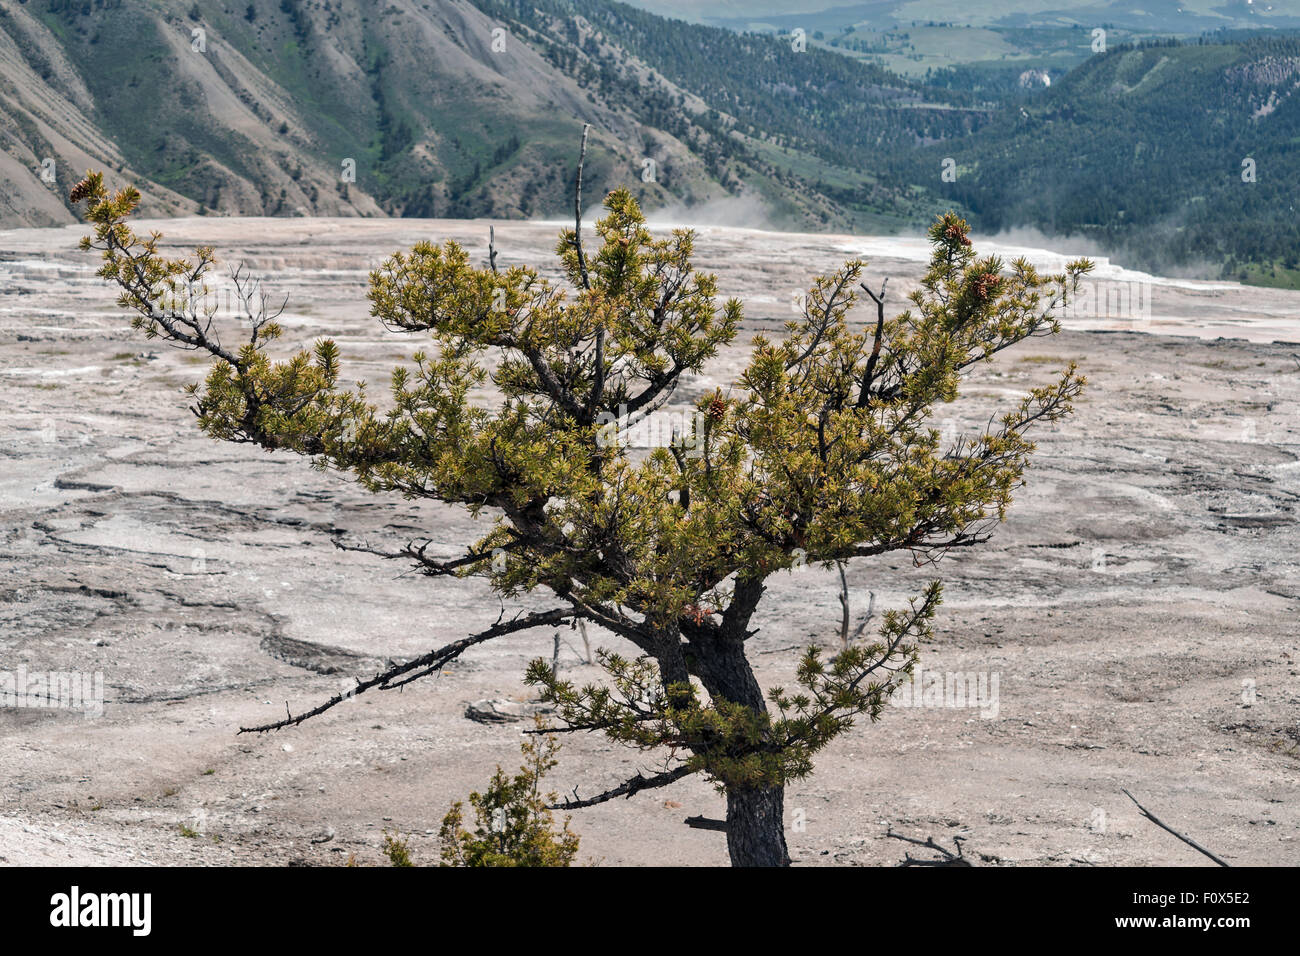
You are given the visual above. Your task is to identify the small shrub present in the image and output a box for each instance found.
[381,830,414,867]
[439,723,579,867]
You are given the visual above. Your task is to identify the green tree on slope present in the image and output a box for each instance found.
[70,166,1088,866]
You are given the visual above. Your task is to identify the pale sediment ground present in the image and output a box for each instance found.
[1,218,1298,866]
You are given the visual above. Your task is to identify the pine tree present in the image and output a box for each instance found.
[70,164,1089,866]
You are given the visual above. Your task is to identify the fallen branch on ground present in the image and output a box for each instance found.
[886,828,974,866]
[1122,788,1230,867]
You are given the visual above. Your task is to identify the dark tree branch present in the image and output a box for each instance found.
[332,535,515,578]
[238,608,575,733]
[546,764,695,810]
[561,594,656,655]
[786,267,857,371]
[1122,789,1230,867]
[887,829,973,867]
[857,278,888,407]
[685,815,728,832]
[106,231,243,368]
[723,576,765,643]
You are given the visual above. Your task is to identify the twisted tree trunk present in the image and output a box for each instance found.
[726,784,790,867]
[693,625,791,867]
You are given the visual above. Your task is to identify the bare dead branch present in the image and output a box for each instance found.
[886,828,973,867]
[1122,789,1230,867]
[332,534,512,578]
[837,560,850,650]
[573,123,591,291]
[578,618,593,665]
[238,608,575,733]
[685,815,727,831]
[835,564,877,650]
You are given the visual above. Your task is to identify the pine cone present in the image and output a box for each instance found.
[972,271,1002,301]
[943,222,972,247]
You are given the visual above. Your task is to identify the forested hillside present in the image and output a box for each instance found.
[893,35,1300,284]
[2,0,1298,284]
[492,4,1300,284]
